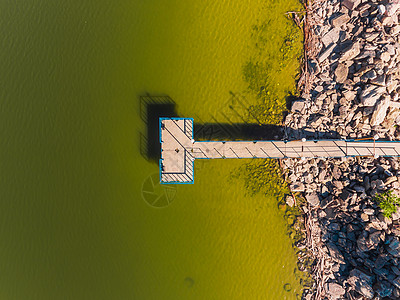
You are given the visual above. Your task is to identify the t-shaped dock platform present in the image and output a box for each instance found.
[159,118,400,184]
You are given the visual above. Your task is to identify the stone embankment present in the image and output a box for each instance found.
[283,0,400,299]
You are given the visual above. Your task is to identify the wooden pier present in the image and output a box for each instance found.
[160,118,400,184]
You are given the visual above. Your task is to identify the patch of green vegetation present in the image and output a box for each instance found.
[374,190,400,218]
[232,159,288,198]
[242,7,303,125]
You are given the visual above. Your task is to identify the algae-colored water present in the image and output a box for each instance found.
[1,1,303,299]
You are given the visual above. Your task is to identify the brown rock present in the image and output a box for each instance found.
[342,0,361,10]
[335,63,349,83]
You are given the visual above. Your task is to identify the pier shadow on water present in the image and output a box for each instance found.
[139,95,340,162]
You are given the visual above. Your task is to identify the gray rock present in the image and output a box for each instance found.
[291,100,305,113]
[364,208,374,215]
[331,13,351,27]
[290,182,305,192]
[308,59,320,75]
[318,44,335,63]
[388,238,400,257]
[347,269,374,299]
[343,90,357,101]
[360,85,386,106]
[332,165,342,180]
[367,231,383,249]
[392,266,400,276]
[392,209,400,221]
[335,63,349,83]
[370,74,386,86]
[325,282,345,298]
[378,4,386,15]
[387,1,400,17]
[306,192,320,207]
[340,190,353,202]
[327,242,345,264]
[362,70,377,81]
[370,96,390,126]
[380,51,391,63]
[374,280,393,297]
[390,25,400,36]
[361,213,369,222]
[364,176,371,190]
[357,236,369,252]
[340,42,361,62]
[321,28,340,48]
[375,254,388,269]
[394,288,400,298]
[386,176,398,185]
[393,276,400,289]
[285,195,295,207]
[365,32,380,42]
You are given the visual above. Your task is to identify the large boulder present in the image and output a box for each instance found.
[347,269,374,299]
[360,85,386,106]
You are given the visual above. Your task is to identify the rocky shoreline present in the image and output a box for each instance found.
[283,0,400,299]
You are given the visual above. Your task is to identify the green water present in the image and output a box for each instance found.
[1,1,303,299]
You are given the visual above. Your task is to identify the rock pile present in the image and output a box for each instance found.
[282,0,400,299]
[285,0,400,141]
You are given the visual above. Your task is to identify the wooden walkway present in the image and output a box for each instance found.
[160,118,400,184]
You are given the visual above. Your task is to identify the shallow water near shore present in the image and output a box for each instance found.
[1,1,303,299]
